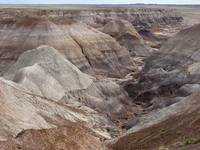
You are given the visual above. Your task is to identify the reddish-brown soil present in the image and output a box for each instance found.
[0,123,104,150]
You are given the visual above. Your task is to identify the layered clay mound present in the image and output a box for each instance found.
[4,45,93,101]
[102,19,143,42]
[0,16,92,75]
[109,93,200,150]
[0,16,134,77]
[0,77,109,141]
[0,124,104,150]
[68,23,134,77]
[102,19,151,57]
[3,45,136,135]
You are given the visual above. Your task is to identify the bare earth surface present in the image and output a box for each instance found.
[0,4,199,150]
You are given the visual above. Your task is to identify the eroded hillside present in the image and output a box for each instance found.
[0,5,199,150]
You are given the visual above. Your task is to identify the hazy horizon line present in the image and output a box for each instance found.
[0,3,200,5]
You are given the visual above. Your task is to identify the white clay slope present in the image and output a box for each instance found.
[4,45,93,101]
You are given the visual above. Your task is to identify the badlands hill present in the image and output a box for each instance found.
[0,5,198,150]
[102,19,152,57]
[112,22,200,149]
[0,45,140,142]
[0,7,183,77]
[126,23,200,103]
[0,16,133,77]
[4,45,93,100]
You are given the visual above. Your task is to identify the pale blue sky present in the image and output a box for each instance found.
[0,0,199,4]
